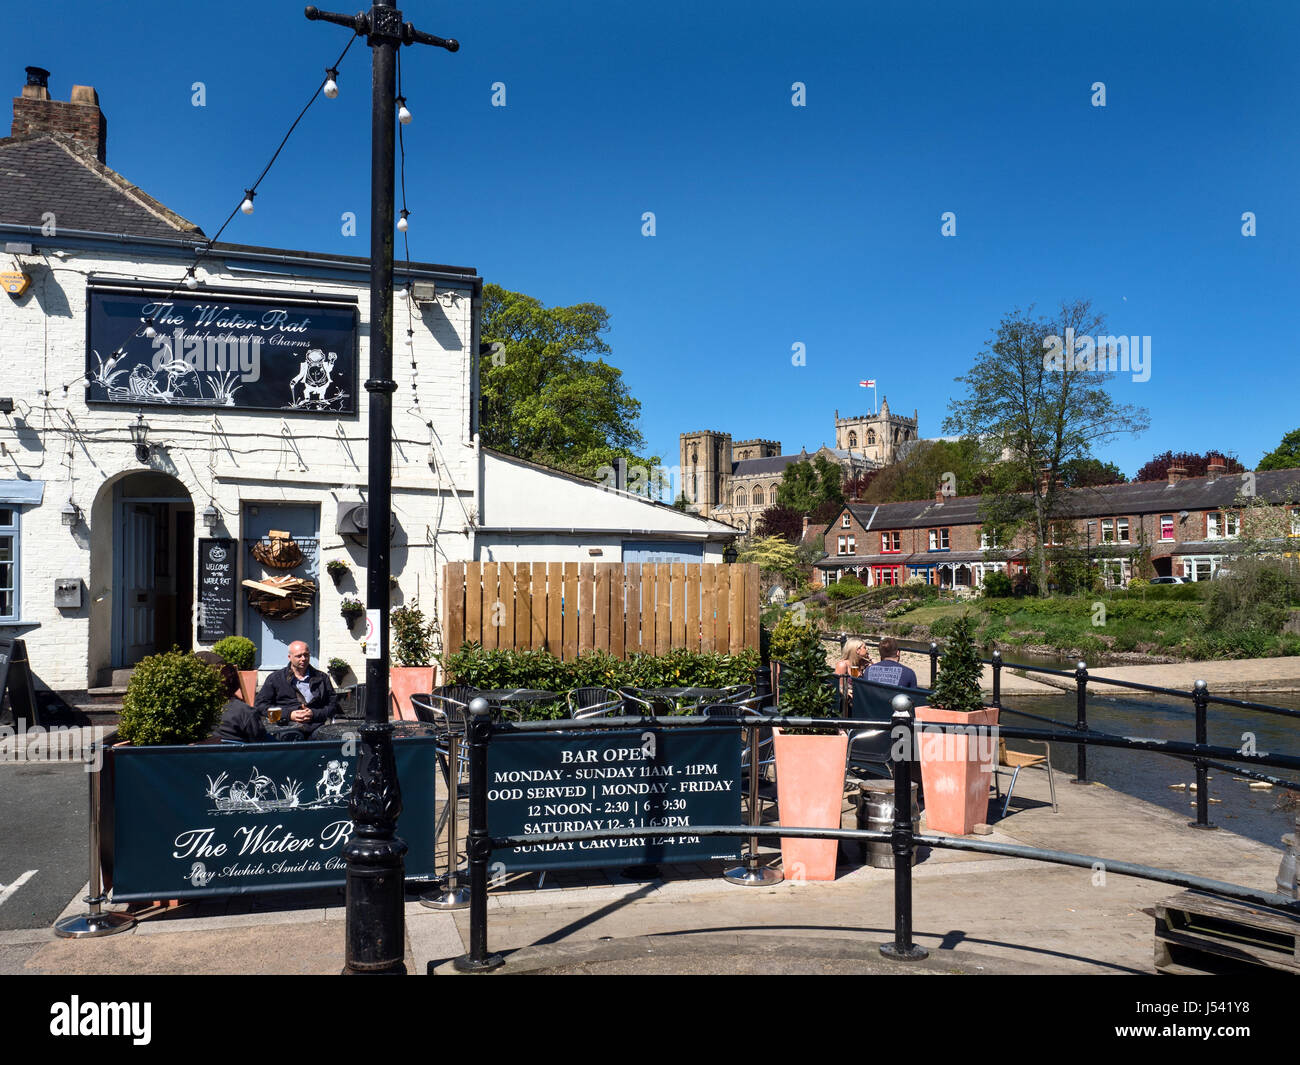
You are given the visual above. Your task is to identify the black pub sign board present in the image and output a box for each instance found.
[196,538,238,643]
[85,283,359,414]
[108,738,440,901]
[487,726,742,872]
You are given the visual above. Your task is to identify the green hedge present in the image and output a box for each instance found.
[440,644,761,719]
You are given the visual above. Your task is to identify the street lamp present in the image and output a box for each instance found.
[723,541,739,564]
[129,413,150,463]
[306,0,459,977]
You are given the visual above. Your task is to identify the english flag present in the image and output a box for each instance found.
[859,379,876,388]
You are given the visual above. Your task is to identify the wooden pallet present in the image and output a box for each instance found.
[1154,890,1300,975]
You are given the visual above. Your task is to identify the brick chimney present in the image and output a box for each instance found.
[801,515,810,538]
[1167,463,1189,485]
[11,66,107,163]
[934,487,945,502]
[1206,453,1227,479]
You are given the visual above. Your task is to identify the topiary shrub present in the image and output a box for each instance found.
[928,615,984,713]
[391,599,434,666]
[212,635,256,671]
[118,649,225,745]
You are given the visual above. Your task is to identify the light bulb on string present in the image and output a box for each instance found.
[184,273,198,290]
[240,189,256,215]
[142,317,157,339]
[397,97,412,124]
[323,68,339,99]
[397,208,410,232]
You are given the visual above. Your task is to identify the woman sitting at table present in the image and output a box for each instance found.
[834,639,870,679]
[215,664,269,743]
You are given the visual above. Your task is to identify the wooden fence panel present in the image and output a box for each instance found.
[442,562,758,660]
[444,561,465,655]
[470,562,483,648]
[578,562,595,655]
[546,562,563,657]
[684,566,701,653]
[594,563,612,654]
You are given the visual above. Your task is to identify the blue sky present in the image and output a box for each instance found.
[5,1,1297,480]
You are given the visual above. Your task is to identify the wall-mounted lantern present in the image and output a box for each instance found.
[129,413,150,463]
[201,503,219,532]
[61,501,82,527]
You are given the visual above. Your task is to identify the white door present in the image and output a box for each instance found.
[120,504,157,665]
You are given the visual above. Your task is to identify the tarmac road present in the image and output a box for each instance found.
[0,760,90,931]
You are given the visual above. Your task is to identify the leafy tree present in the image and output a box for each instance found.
[1133,449,1245,482]
[672,492,693,511]
[943,300,1150,595]
[478,284,658,481]
[755,504,805,543]
[1258,428,1300,472]
[737,535,801,582]
[1061,457,1126,487]
[775,454,844,513]
[859,438,992,503]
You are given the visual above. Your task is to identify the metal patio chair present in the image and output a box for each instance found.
[566,686,625,719]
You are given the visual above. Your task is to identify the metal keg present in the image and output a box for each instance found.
[1277,832,1298,900]
[855,779,920,869]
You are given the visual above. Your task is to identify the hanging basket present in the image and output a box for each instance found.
[251,530,305,570]
[243,575,317,620]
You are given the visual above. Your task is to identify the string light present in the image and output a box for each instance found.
[141,317,156,338]
[397,96,412,124]
[397,208,410,232]
[240,189,256,215]
[323,68,340,98]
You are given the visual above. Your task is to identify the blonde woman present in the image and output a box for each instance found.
[834,638,870,679]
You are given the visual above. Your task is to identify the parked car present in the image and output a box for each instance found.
[1148,576,1188,585]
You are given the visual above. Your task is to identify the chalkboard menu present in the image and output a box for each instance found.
[487,726,742,873]
[197,538,238,642]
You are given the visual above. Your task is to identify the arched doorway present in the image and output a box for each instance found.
[90,470,194,682]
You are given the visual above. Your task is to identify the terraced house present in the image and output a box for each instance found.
[816,459,1300,591]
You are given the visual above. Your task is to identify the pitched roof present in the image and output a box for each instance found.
[0,132,202,239]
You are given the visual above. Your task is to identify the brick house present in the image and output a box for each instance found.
[815,461,1300,590]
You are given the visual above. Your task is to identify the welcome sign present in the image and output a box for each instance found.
[85,285,359,414]
[108,738,438,900]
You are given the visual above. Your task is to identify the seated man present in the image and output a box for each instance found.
[215,663,268,743]
[255,640,338,736]
[864,637,918,689]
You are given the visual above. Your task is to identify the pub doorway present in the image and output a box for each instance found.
[110,472,194,669]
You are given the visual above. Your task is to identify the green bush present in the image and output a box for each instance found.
[826,577,867,602]
[118,649,225,745]
[391,599,434,666]
[929,614,959,638]
[439,643,760,719]
[929,615,984,713]
[981,571,1013,598]
[773,617,836,719]
[1204,558,1300,634]
[212,635,256,671]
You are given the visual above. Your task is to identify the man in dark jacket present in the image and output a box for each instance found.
[255,641,338,736]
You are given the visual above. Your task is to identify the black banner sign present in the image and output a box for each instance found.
[197,538,238,642]
[108,737,439,900]
[487,726,741,872]
[86,286,359,414]
[0,638,40,728]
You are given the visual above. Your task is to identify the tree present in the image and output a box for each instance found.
[943,300,1150,595]
[1133,450,1246,482]
[859,437,993,503]
[479,283,658,482]
[775,454,844,513]
[755,504,805,543]
[1258,428,1300,472]
[1060,457,1126,488]
[737,535,801,583]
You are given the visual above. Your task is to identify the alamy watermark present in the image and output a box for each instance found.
[0,719,105,772]
[1042,327,1150,383]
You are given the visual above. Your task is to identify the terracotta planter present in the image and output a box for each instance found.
[389,665,437,722]
[772,727,848,882]
[238,670,259,707]
[914,704,999,835]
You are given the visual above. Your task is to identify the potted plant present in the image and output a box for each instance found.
[117,649,226,746]
[389,598,437,721]
[328,657,350,685]
[340,596,364,625]
[213,634,258,706]
[914,614,998,835]
[771,615,846,882]
[326,559,350,586]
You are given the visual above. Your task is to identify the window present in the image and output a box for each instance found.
[0,507,17,621]
[1047,523,1063,546]
[846,535,856,554]
[1160,514,1174,541]
[980,527,999,549]
[881,530,901,553]
[735,489,747,508]
[837,536,847,555]
[867,429,876,446]
[928,528,949,551]
[1101,518,1114,543]
[848,431,857,447]
[1117,517,1130,543]
[872,565,901,586]
[842,514,851,528]
[1290,508,1300,537]
[752,487,764,507]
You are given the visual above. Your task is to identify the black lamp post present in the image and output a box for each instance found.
[305,1,458,976]
[722,540,739,564]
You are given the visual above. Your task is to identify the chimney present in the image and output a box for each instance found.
[934,487,945,502]
[1206,453,1227,479]
[1167,464,1189,485]
[11,66,107,163]
[801,515,810,538]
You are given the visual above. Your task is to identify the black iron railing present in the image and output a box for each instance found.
[448,698,1300,972]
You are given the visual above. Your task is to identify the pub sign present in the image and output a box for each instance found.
[86,284,359,414]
